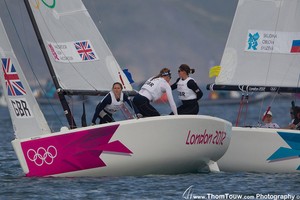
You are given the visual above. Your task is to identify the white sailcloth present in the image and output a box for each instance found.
[26,0,133,92]
[0,19,51,139]
[215,0,300,88]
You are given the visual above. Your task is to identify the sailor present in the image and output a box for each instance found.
[171,64,203,115]
[260,111,280,129]
[287,106,300,130]
[132,68,178,117]
[91,82,132,125]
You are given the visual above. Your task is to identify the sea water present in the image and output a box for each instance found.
[0,96,300,200]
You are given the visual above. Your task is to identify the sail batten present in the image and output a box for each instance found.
[208,0,300,92]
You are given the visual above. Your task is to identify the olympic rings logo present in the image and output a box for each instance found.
[32,0,56,9]
[27,146,58,166]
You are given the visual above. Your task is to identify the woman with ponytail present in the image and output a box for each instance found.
[171,64,203,115]
[133,68,178,117]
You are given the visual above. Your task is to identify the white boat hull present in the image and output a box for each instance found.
[11,115,231,177]
[218,127,300,173]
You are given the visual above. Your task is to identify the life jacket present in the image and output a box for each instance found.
[104,91,124,114]
[177,77,197,100]
[140,77,167,101]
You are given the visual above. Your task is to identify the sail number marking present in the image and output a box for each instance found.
[10,99,33,118]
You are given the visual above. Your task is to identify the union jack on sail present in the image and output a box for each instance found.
[1,58,26,96]
[74,41,97,61]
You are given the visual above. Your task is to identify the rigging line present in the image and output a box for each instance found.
[263,0,283,89]
[242,94,249,127]
[293,73,300,105]
[257,93,265,124]
[257,0,290,121]
[261,1,300,121]
[275,57,299,97]
[257,0,289,105]
[123,90,138,119]
[4,0,64,129]
[235,93,244,127]
[86,1,129,88]
[268,1,298,98]
[297,73,300,91]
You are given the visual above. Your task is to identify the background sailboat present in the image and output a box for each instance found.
[208,0,300,173]
[0,0,232,177]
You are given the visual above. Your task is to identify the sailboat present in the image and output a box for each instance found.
[207,0,300,173]
[0,0,232,177]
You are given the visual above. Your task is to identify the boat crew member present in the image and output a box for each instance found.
[133,68,178,117]
[91,82,132,124]
[260,111,280,128]
[170,64,203,115]
[287,106,300,130]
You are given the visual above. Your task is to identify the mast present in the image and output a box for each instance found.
[24,0,76,129]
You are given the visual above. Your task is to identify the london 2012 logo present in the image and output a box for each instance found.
[32,0,56,9]
[247,32,260,50]
[26,146,58,166]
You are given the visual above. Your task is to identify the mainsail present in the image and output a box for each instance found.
[24,0,133,95]
[23,0,135,128]
[0,19,51,139]
[208,0,300,93]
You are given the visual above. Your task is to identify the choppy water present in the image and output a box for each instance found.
[1,96,300,199]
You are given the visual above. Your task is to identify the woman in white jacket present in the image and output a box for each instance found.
[133,68,178,117]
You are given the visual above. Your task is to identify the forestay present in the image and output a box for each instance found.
[25,0,133,94]
[209,0,300,92]
[0,19,51,139]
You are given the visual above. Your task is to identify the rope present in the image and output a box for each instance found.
[123,91,138,119]
[235,93,244,126]
[242,94,249,126]
[293,73,300,104]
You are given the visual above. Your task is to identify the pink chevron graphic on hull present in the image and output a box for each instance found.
[21,124,132,177]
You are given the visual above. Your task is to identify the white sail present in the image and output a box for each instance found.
[215,0,300,88]
[26,0,133,93]
[0,19,51,139]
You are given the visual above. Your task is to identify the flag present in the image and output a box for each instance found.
[1,58,26,96]
[123,69,134,84]
[209,66,221,78]
[74,41,97,60]
[290,40,300,53]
